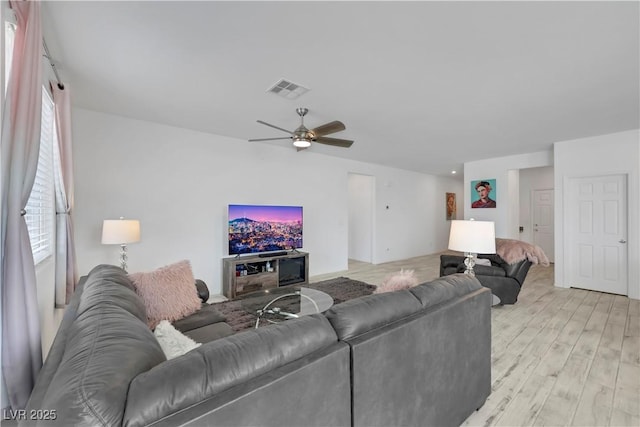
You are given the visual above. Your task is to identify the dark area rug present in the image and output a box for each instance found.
[211,277,376,333]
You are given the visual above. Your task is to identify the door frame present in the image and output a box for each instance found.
[347,173,375,263]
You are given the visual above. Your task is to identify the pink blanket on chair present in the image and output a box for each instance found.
[495,238,550,266]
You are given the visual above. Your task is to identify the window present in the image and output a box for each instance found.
[3,7,15,95]
[24,88,56,264]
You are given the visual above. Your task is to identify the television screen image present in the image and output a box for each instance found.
[228,205,303,255]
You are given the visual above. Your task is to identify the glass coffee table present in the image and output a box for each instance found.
[239,286,334,328]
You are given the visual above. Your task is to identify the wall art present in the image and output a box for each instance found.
[471,179,496,208]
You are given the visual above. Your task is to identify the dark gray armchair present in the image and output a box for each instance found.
[440,254,532,304]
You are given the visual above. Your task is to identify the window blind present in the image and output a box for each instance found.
[25,88,56,264]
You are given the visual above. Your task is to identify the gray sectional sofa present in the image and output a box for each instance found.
[23,264,491,427]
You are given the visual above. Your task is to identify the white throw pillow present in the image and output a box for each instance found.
[475,258,492,266]
[154,320,201,360]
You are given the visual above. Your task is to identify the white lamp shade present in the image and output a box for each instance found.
[101,219,141,244]
[448,220,496,254]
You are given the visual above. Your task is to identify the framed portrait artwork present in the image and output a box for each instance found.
[471,179,497,208]
[446,192,456,220]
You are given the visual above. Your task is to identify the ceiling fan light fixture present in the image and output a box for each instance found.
[253,108,352,150]
[293,137,311,148]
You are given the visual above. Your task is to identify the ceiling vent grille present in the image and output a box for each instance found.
[267,79,309,99]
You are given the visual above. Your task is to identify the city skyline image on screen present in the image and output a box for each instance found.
[228,205,303,255]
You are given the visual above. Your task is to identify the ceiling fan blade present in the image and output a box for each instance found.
[256,120,294,135]
[309,120,346,137]
[248,137,292,142]
[315,136,354,148]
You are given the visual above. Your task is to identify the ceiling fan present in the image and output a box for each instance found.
[249,108,354,150]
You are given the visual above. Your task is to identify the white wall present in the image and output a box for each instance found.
[72,108,458,296]
[431,176,465,254]
[464,151,553,237]
[554,129,639,299]
[369,170,462,263]
[519,166,554,243]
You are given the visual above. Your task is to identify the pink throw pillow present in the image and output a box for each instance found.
[374,269,419,294]
[129,260,201,329]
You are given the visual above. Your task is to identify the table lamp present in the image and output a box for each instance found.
[101,217,140,272]
[448,219,496,276]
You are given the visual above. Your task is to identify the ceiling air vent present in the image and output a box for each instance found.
[267,79,309,99]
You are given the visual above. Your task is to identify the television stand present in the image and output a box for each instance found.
[222,251,309,299]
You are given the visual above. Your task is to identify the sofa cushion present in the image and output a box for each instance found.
[129,260,202,329]
[124,314,338,427]
[181,321,235,343]
[172,303,227,333]
[324,290,423,340]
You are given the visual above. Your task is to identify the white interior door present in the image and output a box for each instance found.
[569,175,628,295]
[532,189,554,262]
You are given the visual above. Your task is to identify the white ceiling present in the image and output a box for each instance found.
[41,1,639,176]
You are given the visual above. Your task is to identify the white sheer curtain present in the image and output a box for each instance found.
[0,0,43,409]
[52,84,77,306]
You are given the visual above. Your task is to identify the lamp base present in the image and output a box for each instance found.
[119,244,129,272]
[463,252,476,276]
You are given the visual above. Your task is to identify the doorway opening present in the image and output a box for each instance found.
[348,173,374,263]
[519,166,555,262]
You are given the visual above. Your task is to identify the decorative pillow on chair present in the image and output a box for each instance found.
[154,320,201,359]
[374,269,420,294]
[129,260,201,329]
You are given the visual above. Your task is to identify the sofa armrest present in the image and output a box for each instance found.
[465,264,507,277]
[440,255,465,276]
[195,279,210,303]
[504,260,533,285]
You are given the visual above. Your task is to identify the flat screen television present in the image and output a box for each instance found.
[228,204,303,255]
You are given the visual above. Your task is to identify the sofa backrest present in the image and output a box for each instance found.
[123,314,340,427]
[324,290,423,340]
[324,274,485,341]
[409,273,484,307]
[26,265,166,427]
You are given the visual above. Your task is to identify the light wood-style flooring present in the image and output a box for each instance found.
[310,252,640,427]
